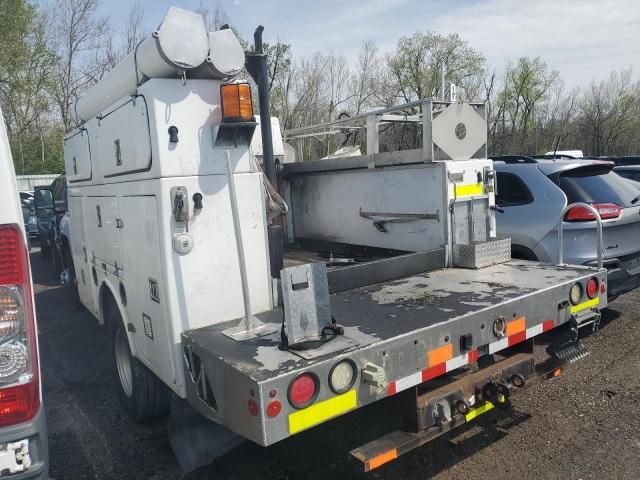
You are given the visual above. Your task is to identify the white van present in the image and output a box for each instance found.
[0,109,49,477]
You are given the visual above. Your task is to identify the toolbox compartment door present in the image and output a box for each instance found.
[64,129,92,182]
[83,196,121,270]
[117,195,175,386]
[94,97,152,178]
[68,196,98,316]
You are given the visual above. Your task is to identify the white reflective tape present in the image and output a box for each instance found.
[394,371,422,393]
[526,323,543,339]
[446,353,468,371]
[488,338,509,354]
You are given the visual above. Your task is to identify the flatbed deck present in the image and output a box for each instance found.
[182,251,605,447]
[184,259,601,381]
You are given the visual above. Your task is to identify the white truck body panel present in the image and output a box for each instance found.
[289,158,495,253]
[66,78,272,396]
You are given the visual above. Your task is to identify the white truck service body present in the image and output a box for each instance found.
[63,5,607,472]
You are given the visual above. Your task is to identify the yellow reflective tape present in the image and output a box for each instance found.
[465,401,495,422]
[570,297,599,314]
[288,389,357,435]
[455,183,483,197]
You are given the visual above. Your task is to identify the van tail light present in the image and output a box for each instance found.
[565,203,621,222]
[0,224,39,427]
[220,83,254,122]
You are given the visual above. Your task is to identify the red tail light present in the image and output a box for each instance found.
[288,373,319,409]
[0,224,39,427]
[586,277,599,299]
[565,203,621,222]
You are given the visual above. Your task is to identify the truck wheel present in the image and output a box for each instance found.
[107,303,169,421]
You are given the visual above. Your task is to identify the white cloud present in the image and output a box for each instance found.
[429,0,640,87]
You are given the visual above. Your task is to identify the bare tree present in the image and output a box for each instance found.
[49,0,111,130]
[124,0,145,54]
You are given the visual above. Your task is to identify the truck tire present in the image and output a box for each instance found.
[105,300,169,421]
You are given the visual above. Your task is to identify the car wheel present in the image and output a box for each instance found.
[106,300,169,422]
[51,234,63,279]
[61,245,81,308]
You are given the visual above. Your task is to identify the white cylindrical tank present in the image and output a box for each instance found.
[74,6,209,123]
[190,28,245,80]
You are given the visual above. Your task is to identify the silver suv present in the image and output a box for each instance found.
[493,157,640,300]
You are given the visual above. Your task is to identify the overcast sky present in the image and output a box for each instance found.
[92,0,639,89]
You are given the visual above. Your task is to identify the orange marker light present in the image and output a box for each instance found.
[221,83,254,122]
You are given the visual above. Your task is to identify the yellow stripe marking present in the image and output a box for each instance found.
[465,401,495,422]
[570,297,599,314]
[288,389,357,435]
[455,183,483,197]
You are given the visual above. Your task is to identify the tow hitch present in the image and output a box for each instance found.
[350,346,569,472]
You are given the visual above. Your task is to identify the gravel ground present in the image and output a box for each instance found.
[32,250,640,480]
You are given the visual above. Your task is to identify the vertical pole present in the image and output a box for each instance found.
[422,100,433,162]
[440,63,446,101]
[366,115,379,162]
[226,151,253,333]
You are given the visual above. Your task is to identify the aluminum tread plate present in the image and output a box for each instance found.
[182,260,600,382]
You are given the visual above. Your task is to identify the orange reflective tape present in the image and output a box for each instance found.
[506,317,526,336]
[428,343,453,367]
[366,448,398,471]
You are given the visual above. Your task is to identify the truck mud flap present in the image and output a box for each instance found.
[349,350,569,472]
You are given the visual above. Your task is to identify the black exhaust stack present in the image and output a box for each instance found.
[246,26,284,278]
[246,26,276,185]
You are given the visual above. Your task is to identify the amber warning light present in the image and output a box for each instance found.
[221,83,254,122]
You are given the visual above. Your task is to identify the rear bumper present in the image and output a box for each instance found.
[0,406,49,479]
[604,266,640,299]
[584,252,640,299]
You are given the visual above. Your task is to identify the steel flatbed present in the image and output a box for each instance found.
[181,252,606,447]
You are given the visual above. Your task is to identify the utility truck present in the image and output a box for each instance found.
[62,6,607,472]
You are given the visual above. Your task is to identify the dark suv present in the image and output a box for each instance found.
[33,175,67,277]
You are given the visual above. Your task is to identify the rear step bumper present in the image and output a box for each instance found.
[350,348,569,472]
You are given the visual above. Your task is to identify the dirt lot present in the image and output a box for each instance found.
[32,250,640,480]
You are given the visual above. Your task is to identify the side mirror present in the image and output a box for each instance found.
[33,188,54,216]
[54,199,67,214]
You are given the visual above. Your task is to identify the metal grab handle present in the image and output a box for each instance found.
[557,202,603,268]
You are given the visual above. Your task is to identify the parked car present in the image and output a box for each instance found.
[0,109,49,477]
[21,198,39,240]
[611,156,640,166]
[614,165,640,183]
[493,157,640,299]
[33,175,67,277]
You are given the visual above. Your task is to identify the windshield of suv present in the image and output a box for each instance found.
[558,166,640,207]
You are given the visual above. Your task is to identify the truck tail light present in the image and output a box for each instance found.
[586,277,599,299]
[565,203,621,222]
[288,372,319,409]
[220,83,254,122]
[0,224,39,427]
[569,282,583,305]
